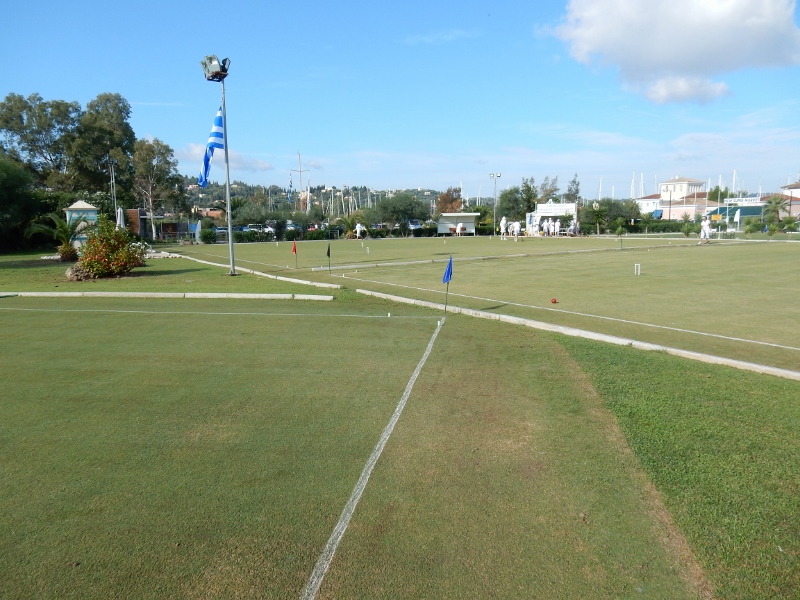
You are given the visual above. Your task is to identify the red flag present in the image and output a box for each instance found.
[291,240,297,255]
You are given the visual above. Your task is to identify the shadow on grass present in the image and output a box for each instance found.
[0,259,71,270]
[124,267,205,277]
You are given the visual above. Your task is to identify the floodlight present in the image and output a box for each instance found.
[200,55,230,82]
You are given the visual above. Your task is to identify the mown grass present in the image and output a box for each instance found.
[2,244,798,598]
[560,337,800,599]
[0,251,310,294]
[210,237,799,372]
[2,297,703,599]
[0,297,440,598]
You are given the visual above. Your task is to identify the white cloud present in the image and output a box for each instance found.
[179,143,272,172]
[645,77,731,103]
[556,0,800,102]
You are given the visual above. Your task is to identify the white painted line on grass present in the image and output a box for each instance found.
[356,289,800,382]
[0,306,436,319]
[342,274,800,353]
[301,321,443,600]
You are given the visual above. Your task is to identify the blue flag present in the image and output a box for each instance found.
[442,255,453,284]
[198,107,224,188]
[287,174,293,205]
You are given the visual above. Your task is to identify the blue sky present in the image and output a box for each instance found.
[6,0,800,199]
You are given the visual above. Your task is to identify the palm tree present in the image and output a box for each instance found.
[587,203,608,235]
[639,212,655,235]
[25,212,88,261]
[336,211,365,239]
[762,195,789,224]
[611,217,626,236]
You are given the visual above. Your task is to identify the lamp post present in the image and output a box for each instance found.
[668,190,672,222]
[490,173,501,236]
[200,55,236,275]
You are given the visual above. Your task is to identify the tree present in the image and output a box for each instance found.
[708,185,731,204]
[563,174,581,204]
[780,216,797,232]
[762,195,789,224]
[520,178,538,213]
[132,138,181,238]
[436,187,462,214]
[621,199,641,219]
[0,92,81,186]
[496,186,525,220]
[639,212,655,234]
[538,176,560,203]
[0,154,39,251]
[586,203,608,235]
[25,212,88,261]
[377,192,429,236]
[611,217,627,236]
[68,93,135,197]
[336,211,365,238]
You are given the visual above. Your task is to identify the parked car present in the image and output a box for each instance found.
[408,219,422,230]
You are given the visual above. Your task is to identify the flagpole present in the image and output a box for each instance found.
[220,78,236,275]
[442,254,453,317]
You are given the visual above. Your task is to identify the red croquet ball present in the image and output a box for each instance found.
[551,298,557,304]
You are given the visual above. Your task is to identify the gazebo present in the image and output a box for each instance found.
[64,200,98,248]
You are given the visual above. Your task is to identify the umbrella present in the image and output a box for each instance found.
[116,207,125,229]
[195,219,202,243]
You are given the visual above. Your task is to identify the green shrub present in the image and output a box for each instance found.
[200,229,217,244]
[304,229,326,241]
[233,231,260,243]
[57,243,78,262]
[681,223,699,238]
[77,215,147,278]
[419,225,437,237]
[284,229,301,242]
[367,228,387,239]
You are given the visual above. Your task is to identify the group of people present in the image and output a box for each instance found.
[536,218,562,237]
[499,216,522,241]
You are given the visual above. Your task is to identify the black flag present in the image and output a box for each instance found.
[326,243,330,257]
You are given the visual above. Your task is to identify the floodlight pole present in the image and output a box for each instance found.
[220,79,236,275]
[490,173,501,237]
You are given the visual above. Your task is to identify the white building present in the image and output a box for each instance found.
[781,182,800,217]
[659,176,704,202]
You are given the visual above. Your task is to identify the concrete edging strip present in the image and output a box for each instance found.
[355,289,800,382]
[5,292,333,301]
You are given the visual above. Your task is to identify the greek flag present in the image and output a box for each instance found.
[198,107,224,188]
[287,174,293,205]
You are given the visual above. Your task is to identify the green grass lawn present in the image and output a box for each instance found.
[174,236,799,372]
[0,251,326,296]
[1,244,798,598]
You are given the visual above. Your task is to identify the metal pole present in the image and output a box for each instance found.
[220,79,236,275]
[493,177,497,235]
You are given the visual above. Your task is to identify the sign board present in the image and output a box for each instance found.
[531,202,577,218]
[711,214,722,221]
